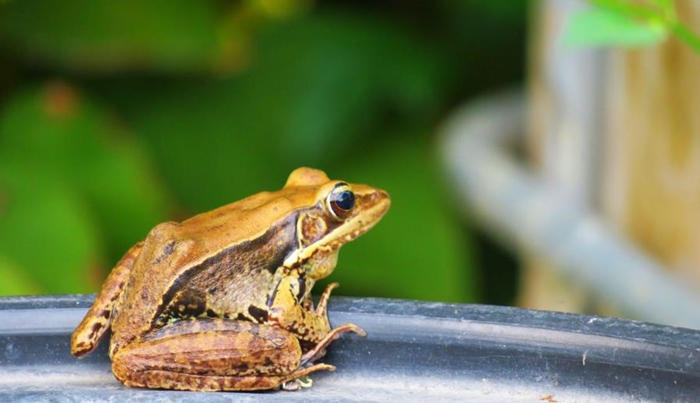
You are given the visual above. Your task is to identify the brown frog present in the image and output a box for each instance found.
[70,167,390,391]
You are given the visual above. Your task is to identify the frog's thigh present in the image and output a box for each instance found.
[112,320,302,391]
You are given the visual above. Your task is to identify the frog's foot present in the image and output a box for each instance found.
[300,323,366,366]
[315,282,339,317]
[281,363,335,391]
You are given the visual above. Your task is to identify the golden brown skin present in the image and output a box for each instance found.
[71,167,390,391]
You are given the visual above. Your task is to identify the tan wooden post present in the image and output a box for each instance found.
[522,0,700,313]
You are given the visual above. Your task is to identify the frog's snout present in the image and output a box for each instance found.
[356,187,391,222]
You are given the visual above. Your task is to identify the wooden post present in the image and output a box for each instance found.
[603,2,700,288]
[522,0,700,313]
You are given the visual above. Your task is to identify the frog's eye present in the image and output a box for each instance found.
[327,183,355,220]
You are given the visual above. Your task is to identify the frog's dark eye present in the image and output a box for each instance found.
[327,183,355,220]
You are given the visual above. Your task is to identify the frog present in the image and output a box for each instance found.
[70,167,390,392]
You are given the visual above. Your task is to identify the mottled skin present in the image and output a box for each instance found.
[71,167,390,391]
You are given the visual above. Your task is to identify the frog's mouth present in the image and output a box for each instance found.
[283,186,390,267]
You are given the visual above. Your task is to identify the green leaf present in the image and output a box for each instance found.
[564,8,667,48]
[648,0,675,15]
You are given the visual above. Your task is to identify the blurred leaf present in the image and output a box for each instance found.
[250,0,312,19]
[433,0,528,97]
[320,135,475,302]
[648,0,674,14]
[0,83,170,292]
[0,254,43,295]
[564,7,667,48]
[0,0,221,71]
[0,168,101,293]
[460,0,528,21]
[253,13,446,164]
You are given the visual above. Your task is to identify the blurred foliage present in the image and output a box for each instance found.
[0,83,170,292]
[0,0,527,302]
[565,7,666,47]
[564,0,700,53]
[0,0,222,71]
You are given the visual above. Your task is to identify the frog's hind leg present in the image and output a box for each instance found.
[120,362,334,392]
[111,319,334,391]
[71,241,144,357]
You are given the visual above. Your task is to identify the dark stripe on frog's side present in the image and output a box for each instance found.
[170,289,208,318]
[266,281,280,307]
[299,339,317,353]
[296,276,306,301]
[150,212,300,329]
[265,266,310,308]
[247,305,268,323]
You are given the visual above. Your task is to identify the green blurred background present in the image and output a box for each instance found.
[0,0,527,303]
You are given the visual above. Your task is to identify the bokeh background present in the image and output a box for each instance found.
[0,1,526,302]
[2,0,699,329]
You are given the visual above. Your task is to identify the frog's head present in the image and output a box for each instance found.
[281,167,390,280]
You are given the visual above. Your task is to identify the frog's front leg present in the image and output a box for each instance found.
[298,282,336,321]
[111,319,333,391]
[72,241,144,357]
[268,273,365,350]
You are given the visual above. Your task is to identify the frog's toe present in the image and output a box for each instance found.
[282,376,314,391]
[280,363,334,391]
[281,380,301,391]
[296,376,313,388]
[342,323,366,337]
